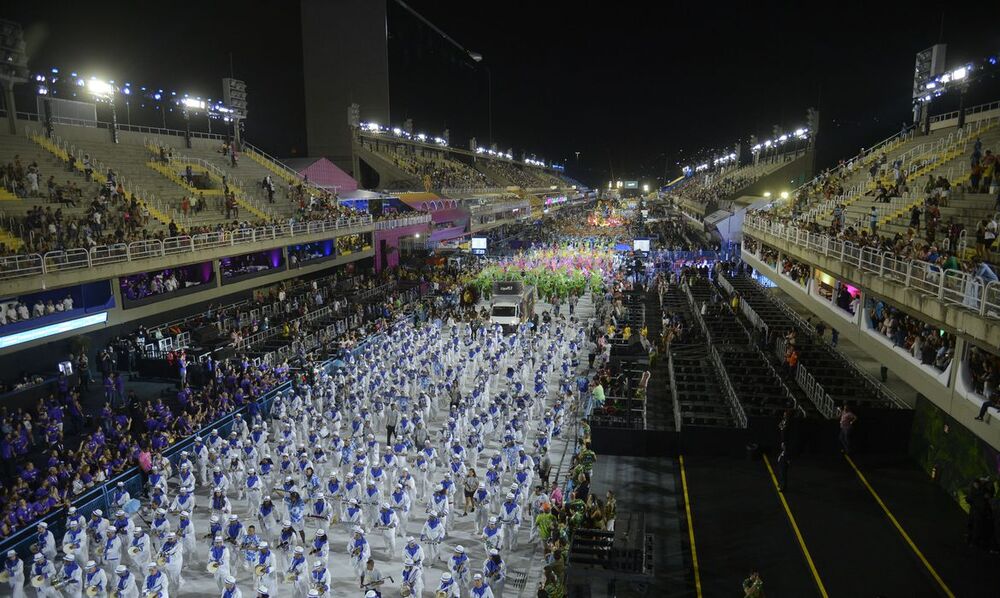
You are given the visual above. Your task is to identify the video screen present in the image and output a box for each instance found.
[471,237,487,255]
[633,239,651,253]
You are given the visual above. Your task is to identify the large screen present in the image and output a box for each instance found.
[633,239,651,253]
[471,237,487,255]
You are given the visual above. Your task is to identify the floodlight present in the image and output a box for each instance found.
[181,98,205,110]
[763,191,772,198]
[87,79,114,98]
[952,67,967,80]
[780,191,789,199]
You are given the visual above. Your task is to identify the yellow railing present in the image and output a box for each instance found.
[30,133,171,226]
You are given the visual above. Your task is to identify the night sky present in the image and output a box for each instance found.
[7,1,1000,187]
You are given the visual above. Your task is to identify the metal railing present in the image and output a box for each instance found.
[743,215,1000,321]
[0,216,374,281]
[374,214,432,230]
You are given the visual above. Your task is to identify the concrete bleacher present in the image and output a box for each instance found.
[723,272,898,412]
[662,284,734,427]
[0,132,112,247]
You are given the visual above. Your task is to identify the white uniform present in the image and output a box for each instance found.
[62,527,89,566]
[29,559,59,598]
[127,533,151,579]
[59,561,83,598]
[4,556,25,598]
[142,570,169,598]
[375,508,399,553]
[83,568,108,598]
[112,571,140,598]
[207,544,231,592]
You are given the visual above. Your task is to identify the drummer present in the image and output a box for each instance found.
[83,560,107,598]
[57,554,81,598]
[207,536,231,592]
[62,520,89,566]
[141,562,168,598]
[126,528,150,581]
[222,575,242,598]
[284,546,309,598]
[112,565,138,598]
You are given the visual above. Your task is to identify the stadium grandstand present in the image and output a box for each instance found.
[1,4,1000,598]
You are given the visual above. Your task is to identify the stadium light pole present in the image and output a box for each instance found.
[468,51,492,147]
[87,78,118,143]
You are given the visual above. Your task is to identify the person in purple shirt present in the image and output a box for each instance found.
[115,373,126,407]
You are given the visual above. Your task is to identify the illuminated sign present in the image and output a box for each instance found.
[0,312,108,350]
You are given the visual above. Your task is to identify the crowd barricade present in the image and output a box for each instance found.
[0,379,292,561]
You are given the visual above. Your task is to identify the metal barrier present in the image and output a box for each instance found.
[794,364,837,418]
[743,215,1000,321]
[0,216,375,281]
[0,379,292,562]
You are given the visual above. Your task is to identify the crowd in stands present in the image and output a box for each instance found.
[0,356,285,538]
[866,299,954,371]
[0,295,74,327]
[119,269,208,303]
[389,152,492,189]
[780,255,811,286]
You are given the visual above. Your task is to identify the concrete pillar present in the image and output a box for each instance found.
[1,82,16,135]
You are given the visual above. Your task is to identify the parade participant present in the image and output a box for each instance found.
[111,510,134,539]
[375,502,399,553]
[211,488,232,518]
[436,572,460,598]
[110,482,130,511]
[308,492,334,527]
[284,491,307,544]
[346,527,371,578]
[100,528,123,571]
[274,521,296,569]
[360,558,385,593]
[176,511,197,563]
[388,483,411,538]
[159,532,183,591]
[178,463,196,492]
[429,485,450,531]
[307,529,329,562]
[244,469,264,514]
[127,527,151,580]
[221,575,241,598]
[4,550,25,598]
[284,546,309,598]
[420,511,445,563]
[240,525,262,573]
[112,565,139,598]
[62,520,89,566]
[400,557,422,598]
[471,573,495,598]
[342,498,364,529]
[142,562,168,598]
[150,509,171,554]
[83,560,107,598]
[308,560,330,598]
[499,493,521,551]
[473,482,492,533]
[30,553,58,598]
[253,542,276,596]
[207,536,231,592]
[36,523,57,561]
[401,537,424,568]
[482,517,504,553]
[482,549,506,598]
[257,496,280,542]
[449,545,471,593]
[170,486,195,514]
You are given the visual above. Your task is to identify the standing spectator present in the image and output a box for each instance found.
[838,405,857,454]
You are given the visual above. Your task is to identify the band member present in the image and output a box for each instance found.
[112,565,139,598]
[4,550,25,598]
[83,560,107,598]
[142,562,168,598]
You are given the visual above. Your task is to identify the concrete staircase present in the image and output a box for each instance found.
[0,132,107,248]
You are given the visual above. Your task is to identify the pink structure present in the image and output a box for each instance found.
[374,222,431,272]
[283,157,358,193]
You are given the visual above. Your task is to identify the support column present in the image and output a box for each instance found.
[1,82,15,135]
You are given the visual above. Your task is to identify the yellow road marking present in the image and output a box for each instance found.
[678,455,702,598]
[763,454,829,598]
[843,454,955,598]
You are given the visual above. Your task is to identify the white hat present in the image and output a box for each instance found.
[316,492,325,499]
[312,560,324,569]
[294,546,304,554]
[156,508,166,515]
[506,492,515,500]
[115,565,127,574]
[38,522,47,529]
[404,557,414,566]
[134,527,143,534]
[166,532,176,539]
[6,550,15,558]
[455,545,465,553]
[229,514,239,521]
[489,516,498,524]
[308,591,319,598]
[473,573,483,580]
[85,560,97,569]
[441,572,452,581]
[381,502,390,509]
[352,526,364,534]
[257,587,269,596]
[69,520,79,527]
[214,536,224,543]
[258,541,268,549]
[180,511,190,518]
[316,529,326,536]
[489,548,500,556]
[210,515,220,523]
[33,554,44,562]
[366,591,378,598]
[282,520,291,527]
[147,562,157,569]
[64,554,75,562]
[225,575,236,585]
